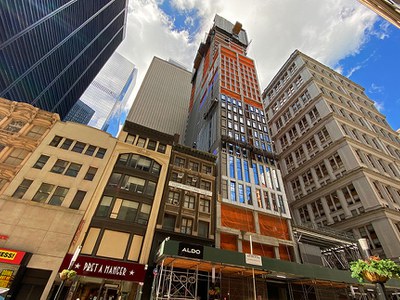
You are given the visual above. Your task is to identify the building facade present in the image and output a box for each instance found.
[0,0,128,119]
[1,120,117,299]
[0,98,59,194]
[126,57,192,144]
[63,100,95,125]
[70,52,137,136]
[185,15,295,261]
[262,50,400,260]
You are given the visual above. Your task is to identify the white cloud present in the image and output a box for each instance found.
[374,100,385,112]
[370,83,385,93]
[117,0,379,110]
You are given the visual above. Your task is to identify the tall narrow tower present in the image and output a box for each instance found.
[186,15,296,260]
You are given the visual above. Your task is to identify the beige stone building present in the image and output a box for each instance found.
[262,50,400,261]
[62,121,175,300]
[358,0,400,28]
[0,98,59,193]
[0,119,117,299]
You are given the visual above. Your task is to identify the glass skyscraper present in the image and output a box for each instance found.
[0,0,128,119]
[63,100,95,125]
[70,52,137,136]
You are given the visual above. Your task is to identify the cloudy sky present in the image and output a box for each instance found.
[116,0,400,130]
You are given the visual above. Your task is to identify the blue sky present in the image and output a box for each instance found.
[119,0,399,131]
[336,19,400,130]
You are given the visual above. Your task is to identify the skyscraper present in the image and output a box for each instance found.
[75,52,137,136]
[185,15,295,260]
[357,0,400,28]
[0,0,129,119]
[126,57,192,143]
[63,100,95,125]
[262,50,400,260]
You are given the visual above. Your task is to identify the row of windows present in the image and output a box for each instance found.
[50,135,107,158]
[297,183,362,226]
[373,181,400,209]
[106,172,157,197]
[170,171,212,191]
[12,179,86,209]
[167,189,211,213]
[163,214,210,238]
[33,155,98,180]
[117,153,161,175]
[125,134,167,153]
[0,117,47,139]
[355,148,400,178]
[95,195,151,225]
[173,155,213,175]
[265,63,298,101]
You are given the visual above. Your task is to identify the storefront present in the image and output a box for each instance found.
[57,254,147,300]
[0,247,30,299]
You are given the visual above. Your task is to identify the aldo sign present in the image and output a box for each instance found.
[178,243,204,259]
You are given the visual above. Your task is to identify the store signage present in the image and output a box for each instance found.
[0,248,26,265]
[178,243,204,259]
[60,254,146,282]
[245,254,262,266]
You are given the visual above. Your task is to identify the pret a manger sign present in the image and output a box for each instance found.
[59,254,146,282]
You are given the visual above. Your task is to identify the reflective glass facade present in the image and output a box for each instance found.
[0,0,128,118]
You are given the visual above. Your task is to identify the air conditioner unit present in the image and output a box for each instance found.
[192,177,197,182]
[173,199,179,205]
[177,173,184,178]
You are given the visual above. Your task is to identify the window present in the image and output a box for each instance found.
[96,196,113,217]
[95,148,107,158]
[12,179,33,199]
[198,221,209,238]
[48,187,69,206]
[238,184,245,203]
[51,159,69,174]
[200,180,211,191]
[230,182,236,201]
[246,186,252,205]
[85,145,96,156]
[61,139,73,150]
[202,164,212,175]
[32,183,55,203]
[65,163,82,177]
[33,155,50,169]
[121,175,145,193]
[184,194,196,209]
[125,134,136,144]
[163,214,176,231]
[72,142,86,153]
[69,190,87,209]
[26,125,46,139]
[84,167,98,181]
[137,204,151,225]
[117,200,139,222]
[4,149,29,166]
[189,161,199,172]
[136,138,146,147]
[168,190,180,205]
[181,218,193,234]
[4,120,25,133]
[147,140,157,151]
[157,143,166,153]
[199,197,210,213]
[174,156,185,167]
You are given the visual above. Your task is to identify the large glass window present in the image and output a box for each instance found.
[3,149,29,166]
[244,161,250,183]
[96,196,113,217]
[117,200,139,222]
[252,163,259,185]
[168,190,180,205]
[246,186,252,205]
[107,173,122,188]
[84,167,98,181]
[238,184,245,203]
[137,204,151,225]
[229,156,235,178]
[163,214,176,231]
[61,139,73,150]
[121,175,145,193]
[26,125,46,139]
[230,182,236,202]
[4,120,25,133]
[236,158,243,181]
[49,135,62,147]
[72,142,86,153]
[199,197,210,213]
[198,221,209,238]
[69,190,86,210]
[95,148,107,158]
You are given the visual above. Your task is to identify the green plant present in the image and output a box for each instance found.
[59,269,77,280]
[350,256,400,283]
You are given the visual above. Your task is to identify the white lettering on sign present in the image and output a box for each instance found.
[82,263,128,276]
[181,248,201,255]
[245,254,262,266]
[169,181,212,196]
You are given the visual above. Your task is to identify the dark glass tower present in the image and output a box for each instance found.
[0,0,128,119]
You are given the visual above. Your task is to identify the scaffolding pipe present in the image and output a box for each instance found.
[167,263,174,299]
[250,235,257,300]
[156,259,164,299]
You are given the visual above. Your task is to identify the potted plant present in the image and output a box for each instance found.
[208,285,221,300]
[350,256,400,283]
[59,269,77,281]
